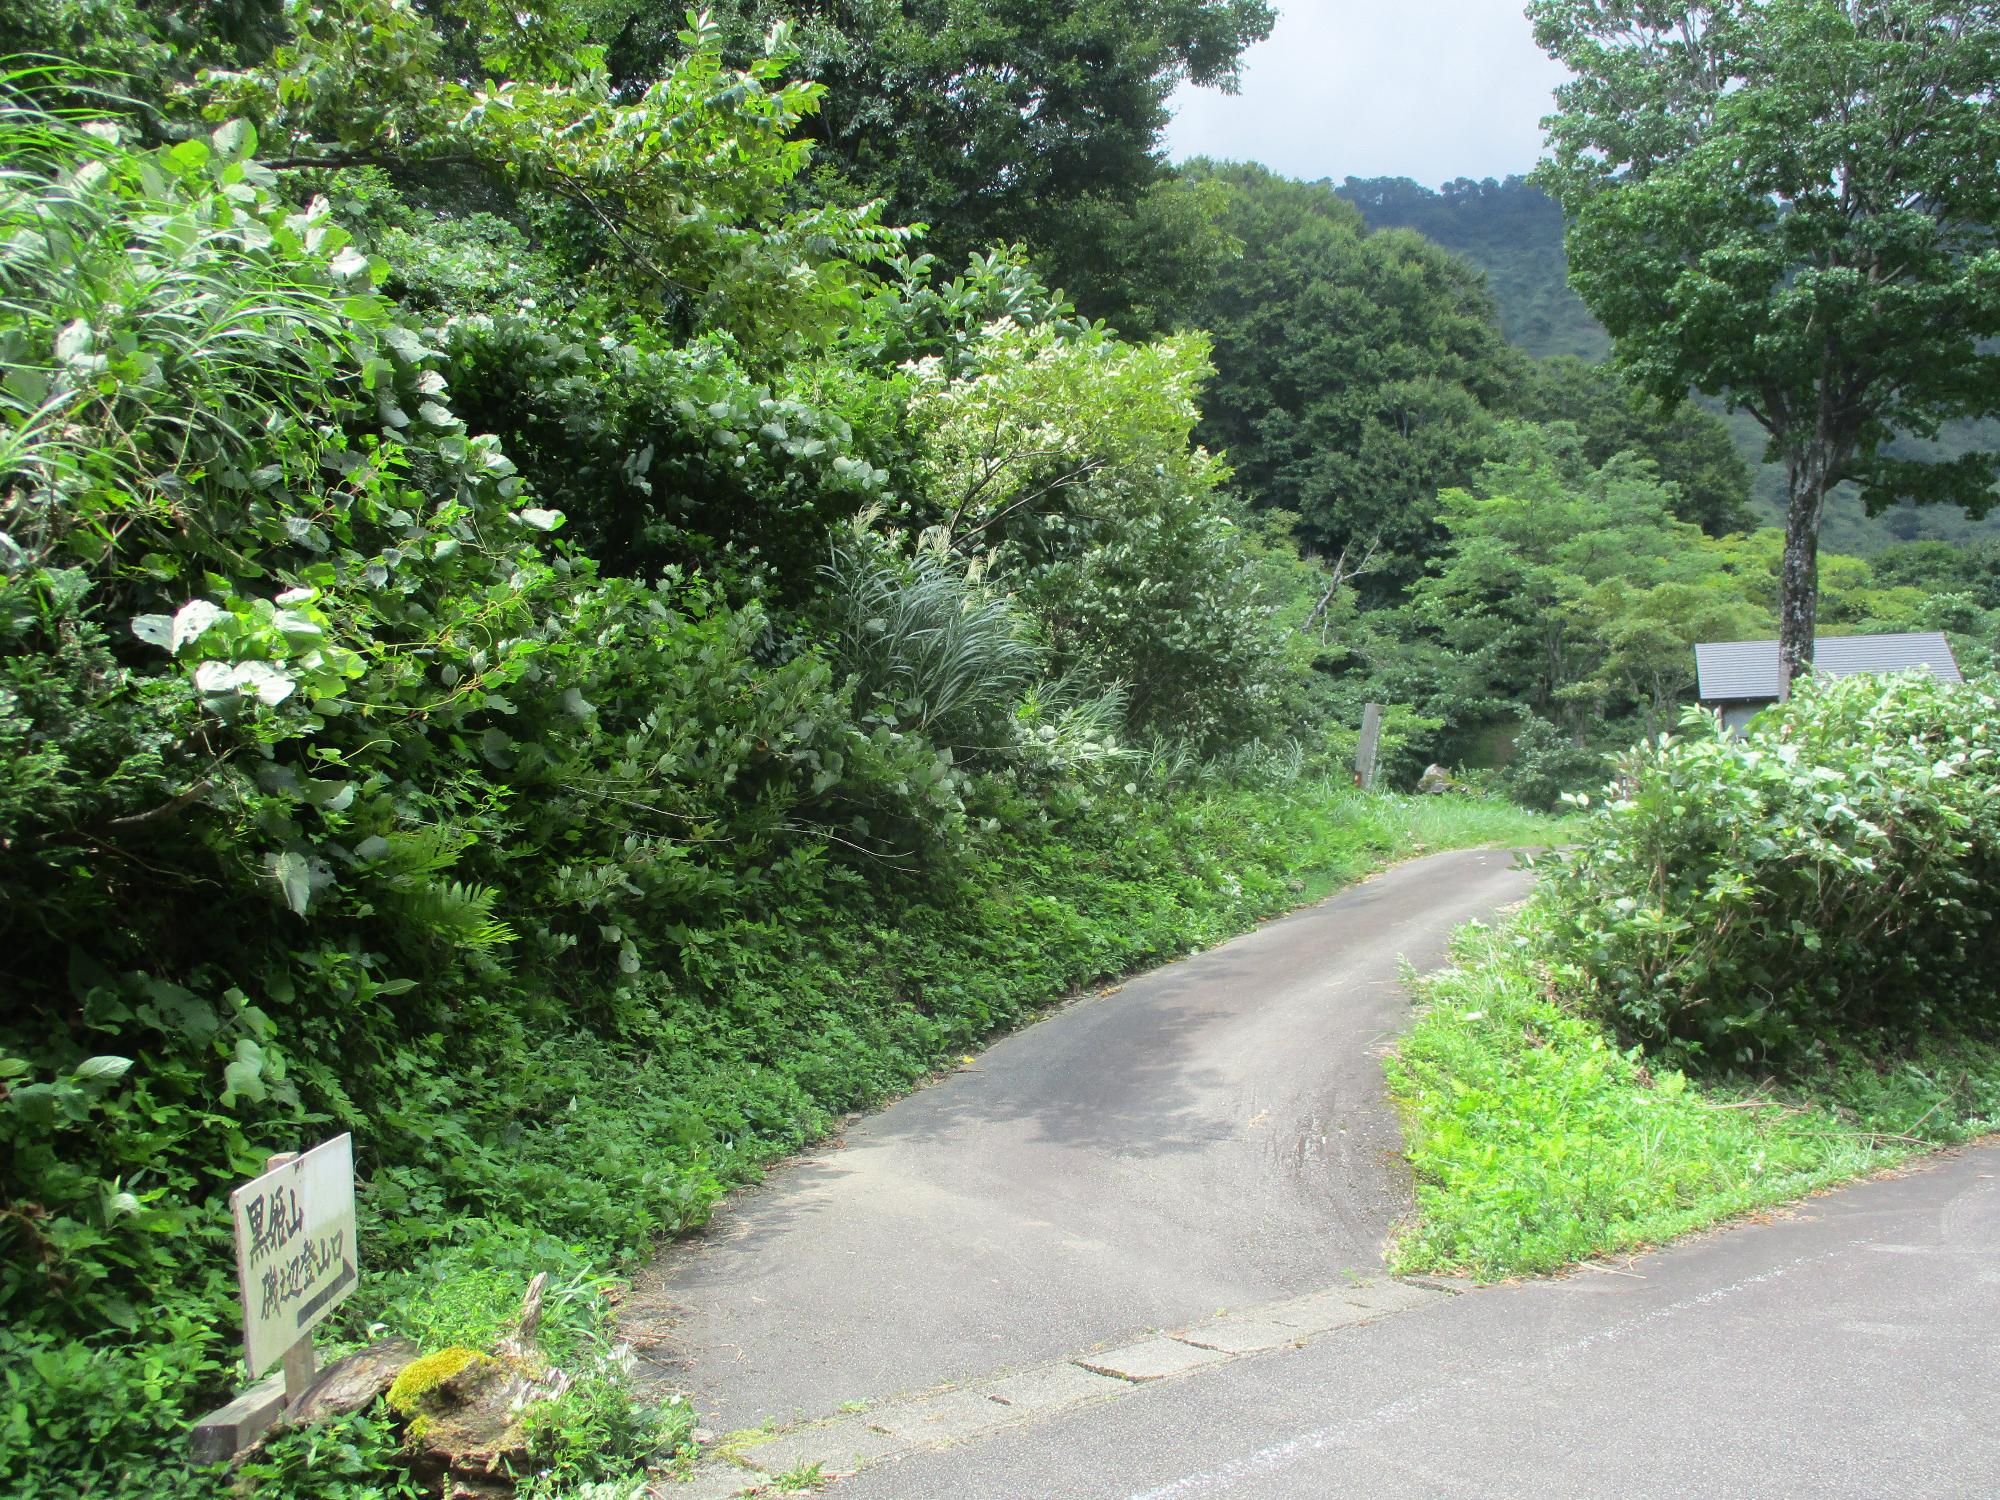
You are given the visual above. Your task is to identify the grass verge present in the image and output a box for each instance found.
[1388,917,2000,1280]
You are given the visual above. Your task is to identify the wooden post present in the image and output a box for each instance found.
[189,1373,288,1465]
[1355,702,1384,791]
[282,1338,317,1406]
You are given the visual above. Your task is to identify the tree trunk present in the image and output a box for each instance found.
[1777,449,1829,700]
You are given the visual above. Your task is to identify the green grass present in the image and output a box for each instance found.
[1388,919,2000,1279]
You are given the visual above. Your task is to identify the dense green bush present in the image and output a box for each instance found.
[435,316,899,588]
[0,87,921,1495]
[1540,674,2000,1063]
[1495,716,1609,812]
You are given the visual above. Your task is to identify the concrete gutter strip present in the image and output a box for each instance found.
[652,1276,1454,1494]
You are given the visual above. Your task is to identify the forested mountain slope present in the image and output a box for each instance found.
[1338,174,2000,553]
[1335,176,1608,362]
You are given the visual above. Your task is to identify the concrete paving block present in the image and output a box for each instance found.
[1265,1279,1444,1335]
[737,1415,904,1476]
[1342,1278,1447,1315]
[1075,1336,1232,1383]
[1262,1286,1380,1334]
[1173,1317,1305,1355]
[865,1387,1015,1445]
[980,1361,1130,1415]
[649,1462,758,1499]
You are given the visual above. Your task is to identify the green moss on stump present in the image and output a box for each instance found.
[386,1346,485,1415]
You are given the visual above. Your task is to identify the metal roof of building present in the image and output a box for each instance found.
[1695,632,1963,703]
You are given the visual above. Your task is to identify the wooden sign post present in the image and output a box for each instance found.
[1355,702,1384,791]
[192,1133,358,1463]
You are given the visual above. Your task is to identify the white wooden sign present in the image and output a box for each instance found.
[230,1133,357,1378]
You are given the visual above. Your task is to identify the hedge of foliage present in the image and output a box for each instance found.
[1540,674,2000,1064]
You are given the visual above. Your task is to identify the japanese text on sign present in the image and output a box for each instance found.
[230,1134,357,1376]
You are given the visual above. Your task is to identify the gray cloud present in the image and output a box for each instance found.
[1165,0,1569,187]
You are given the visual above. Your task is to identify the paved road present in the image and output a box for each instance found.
[838,1143,2000,1499]
[635,848,1536,1431]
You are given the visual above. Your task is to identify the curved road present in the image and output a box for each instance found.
[633,848,1534,1431]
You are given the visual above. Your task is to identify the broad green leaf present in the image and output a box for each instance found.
[271,851,313,915]
[169,599,224,654]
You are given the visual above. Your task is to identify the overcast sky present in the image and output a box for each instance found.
[1165,1,1570,187]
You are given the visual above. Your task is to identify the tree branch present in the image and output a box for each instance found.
[109,779,214,829]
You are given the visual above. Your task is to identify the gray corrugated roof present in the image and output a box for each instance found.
[1695,632,1963,702]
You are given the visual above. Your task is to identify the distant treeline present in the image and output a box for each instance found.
[1335,173,2000,552]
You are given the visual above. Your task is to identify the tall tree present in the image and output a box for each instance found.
[1532,0,2000,689]
[1177,161,1516,577]
[601,0,1274,330]
[1510,356,1754,535]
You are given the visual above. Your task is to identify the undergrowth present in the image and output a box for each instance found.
[1390,918,2000,1279]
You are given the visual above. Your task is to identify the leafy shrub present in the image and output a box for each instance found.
[437,318,898,587]
[820,519,1039,759]
[233,1405,421,1500]
[0,1319,234,1499]
[1540,673,2000,1063]
[901,314,1296,751]
[1495,716,1609,811]
[520,1351,693,1496]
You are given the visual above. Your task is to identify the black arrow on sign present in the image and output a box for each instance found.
[295,1259,355,1328]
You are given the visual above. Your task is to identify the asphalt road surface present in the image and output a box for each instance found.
[637,848,1536,1431]
[838,1144,2000,1499]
